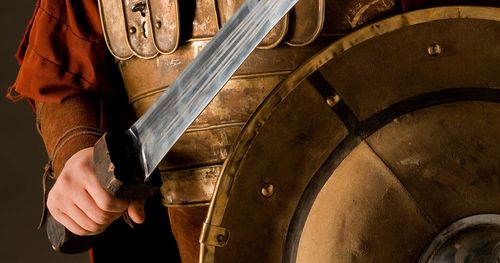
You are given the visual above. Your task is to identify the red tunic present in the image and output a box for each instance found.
[9,2,180,263]
[10,0,123,104]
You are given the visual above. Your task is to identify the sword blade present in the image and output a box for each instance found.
[129,0,298,180]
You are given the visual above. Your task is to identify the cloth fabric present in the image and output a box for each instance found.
[168,206,209,263]
[9,0,183,262]
[9,0,124,104]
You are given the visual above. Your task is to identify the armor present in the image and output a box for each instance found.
[97,0,396,206]
[95,1,500,262]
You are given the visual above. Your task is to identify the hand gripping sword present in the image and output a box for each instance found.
[46,0,299,254]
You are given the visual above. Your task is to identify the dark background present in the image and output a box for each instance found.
[1,1,87,262]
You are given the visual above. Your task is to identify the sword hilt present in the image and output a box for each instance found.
[46,132,159,254]
[46,214,96,254]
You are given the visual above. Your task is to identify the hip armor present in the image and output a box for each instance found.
[97,0,396,206]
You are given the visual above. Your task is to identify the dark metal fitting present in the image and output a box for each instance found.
[427,43,443,57]
[132,2,147,17]
[261,183,275,198]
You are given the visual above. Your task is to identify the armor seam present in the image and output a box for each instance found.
[161,160,225,172]
[161,165,221,181]
[127,70,292,104]
[364,140,440,232]
[185,122,246,133]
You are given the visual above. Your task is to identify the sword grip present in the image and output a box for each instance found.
[46,132,159,254]
[46,214,96,254]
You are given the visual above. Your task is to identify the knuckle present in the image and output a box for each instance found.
[46,194,55,208]
[50,210,65,224]
[70,227,88,236]
[86,225,103,234]
[55,173,71,186]
[67,155,92,175]
[94,212,114,225]
[46,193,62,211]
[73,159,89,172]
[97,197,118,212]
[46,200,56,212]
[79,221,102,234]
[82,227,105,236]
[69,226,86,236]
[98,196,127,213]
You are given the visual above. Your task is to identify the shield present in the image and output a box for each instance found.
[200,6,500,262]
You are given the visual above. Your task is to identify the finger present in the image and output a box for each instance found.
[127,200,145,224]
[51,210,92,236]
[63,203,107,234]
[84,173,128,213]
[74,190,123,225]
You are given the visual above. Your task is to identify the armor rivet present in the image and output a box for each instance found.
[261,183,275,198]
[129,27,137,34]
[326,95,340,108]
[156,21,162,29]
[427,43,442,57]
[217,234,228,244]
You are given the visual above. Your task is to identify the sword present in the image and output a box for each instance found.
[47,0,299,253]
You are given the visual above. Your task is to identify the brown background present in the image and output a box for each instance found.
[1,1,87,262]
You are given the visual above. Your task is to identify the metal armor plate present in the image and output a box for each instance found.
[98,0,396,205]
[99,0,397,59]
[148,0,180,54]
[215,0,290,49]
[201,6,500,262]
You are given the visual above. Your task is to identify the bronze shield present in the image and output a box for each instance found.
[201,6,500,263]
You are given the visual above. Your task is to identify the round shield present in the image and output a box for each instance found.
[201,6,500,263]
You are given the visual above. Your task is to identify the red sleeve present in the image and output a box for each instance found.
[9,0,124,104]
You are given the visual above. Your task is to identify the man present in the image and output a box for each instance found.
[11,0,486,262]
[10,0,182,261]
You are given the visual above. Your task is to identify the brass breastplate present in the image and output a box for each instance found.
[98,0,397,206]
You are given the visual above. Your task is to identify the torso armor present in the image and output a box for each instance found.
[98,0,397,206]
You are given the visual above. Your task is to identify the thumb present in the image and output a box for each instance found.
[127,200,145,224]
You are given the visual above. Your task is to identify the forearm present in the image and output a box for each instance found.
[36,94,131,177]
[36,94,141,237]
[36,96,105,178]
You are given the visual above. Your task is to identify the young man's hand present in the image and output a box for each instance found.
[47,147,145,236]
